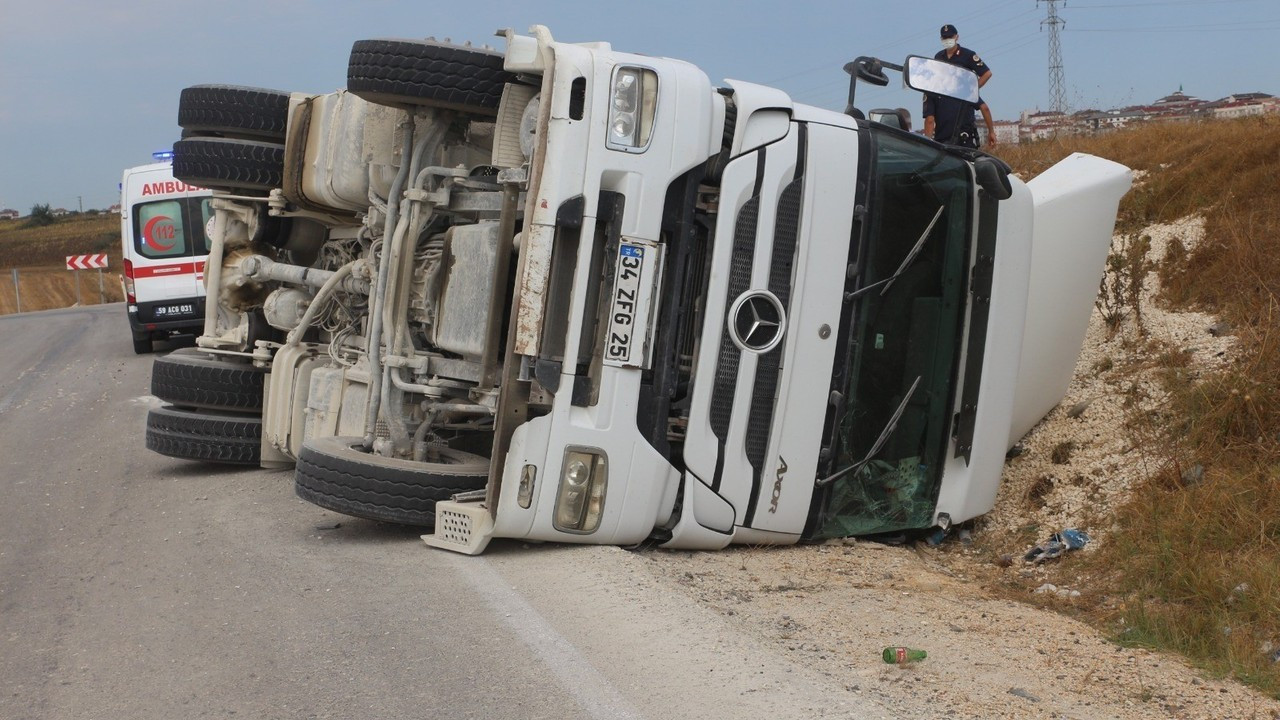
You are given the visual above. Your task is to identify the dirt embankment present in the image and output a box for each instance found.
[0,215,123,314]
[641,215,1280,719]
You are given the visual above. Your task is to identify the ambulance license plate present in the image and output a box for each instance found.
[155,303,195,317]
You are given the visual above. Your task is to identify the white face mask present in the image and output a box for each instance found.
[942,38,957,50]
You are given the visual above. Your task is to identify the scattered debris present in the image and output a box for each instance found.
[1006,443,1026,459]
[1226,582,1249,606]
[1033,583,1082,599]
[1208,320,1231,337]
[1024,528,1090,564]
[315,522,343,531]
[995,553,1014,568]
[1066,399,1093,419]
[1008,687,1041,702]
[1182,464,1205,487]
[882,646,927,664]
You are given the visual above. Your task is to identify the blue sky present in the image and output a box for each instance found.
[0,0,1274,213]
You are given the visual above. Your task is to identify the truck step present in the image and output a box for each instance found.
[422,499,494,555]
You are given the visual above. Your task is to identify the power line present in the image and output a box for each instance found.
[759,0,1029,86]
[1072,0,1263,8]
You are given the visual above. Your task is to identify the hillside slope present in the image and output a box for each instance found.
[964,115,1280,696]
[0,214,123,313]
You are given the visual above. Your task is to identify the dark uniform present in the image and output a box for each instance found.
[925,44,991,148]
[923,93,981,148]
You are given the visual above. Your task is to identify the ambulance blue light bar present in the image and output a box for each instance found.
[152,150,175,161]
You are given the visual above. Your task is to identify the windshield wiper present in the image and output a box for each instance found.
[816,375,922,487]
[845,205,944,300]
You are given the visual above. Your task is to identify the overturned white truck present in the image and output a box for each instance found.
[144,27,1131,554]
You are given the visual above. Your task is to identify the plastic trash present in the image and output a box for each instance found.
[1024,528,1089,563]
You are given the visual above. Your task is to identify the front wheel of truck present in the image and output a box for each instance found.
[346,38,515,115]
[294,436,488,527]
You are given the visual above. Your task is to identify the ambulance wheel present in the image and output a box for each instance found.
[132,332,153,355]
[346,38,514,115]
[150,348,266,413]
[172,137,285,193]
[177,85,291,142]
[294,435,488,527]
[145,405,262,466]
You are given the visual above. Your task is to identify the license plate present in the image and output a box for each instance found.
[155,303,194,317]
[604,241,660,368]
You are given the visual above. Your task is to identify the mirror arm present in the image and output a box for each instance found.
[842,61,860,117]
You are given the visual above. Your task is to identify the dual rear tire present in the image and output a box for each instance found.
[145,349,266,466]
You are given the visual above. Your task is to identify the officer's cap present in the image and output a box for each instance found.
[940,24,958,38]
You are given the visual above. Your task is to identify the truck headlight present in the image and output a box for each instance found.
[606,67,658,153]
[553,448,608,533]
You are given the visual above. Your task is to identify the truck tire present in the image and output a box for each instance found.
[294,435,488,526]
[151,348,266,413]
[346,39,514,114]
[172,137,285,193]
[178,85,290,142]
[145,405,262,465]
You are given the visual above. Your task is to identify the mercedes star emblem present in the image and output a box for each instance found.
[730,292,785,352]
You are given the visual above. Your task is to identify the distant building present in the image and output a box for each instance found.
[992,120,1020,145]
[1018,110,1072,141]
[0,209,19,220]
[51,208,69,217]
[107,203,122,215]
[1209,93,1279,119]
[1008,88,1277,141]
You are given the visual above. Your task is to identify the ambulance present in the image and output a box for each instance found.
[120,156,212,353]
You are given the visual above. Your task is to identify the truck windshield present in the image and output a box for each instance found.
[818,130,973,537]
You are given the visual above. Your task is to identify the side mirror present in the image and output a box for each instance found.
[974,156,1013,200]
[904,55,980,104]
[846,57,889,87]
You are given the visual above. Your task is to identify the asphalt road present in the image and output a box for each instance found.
[0,304,877,720]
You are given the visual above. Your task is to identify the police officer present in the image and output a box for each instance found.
[923,24,997,148]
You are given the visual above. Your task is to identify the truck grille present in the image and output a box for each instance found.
[744,176,802,520]
[708,196,759,446]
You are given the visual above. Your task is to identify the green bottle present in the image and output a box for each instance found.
[882,646,927,664]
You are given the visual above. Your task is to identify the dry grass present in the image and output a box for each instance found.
[0,214,122,314]
[995,116,1280,696]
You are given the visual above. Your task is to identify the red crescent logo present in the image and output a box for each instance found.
[143,215,177,251]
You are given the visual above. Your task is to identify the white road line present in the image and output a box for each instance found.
[447,554,646,720]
